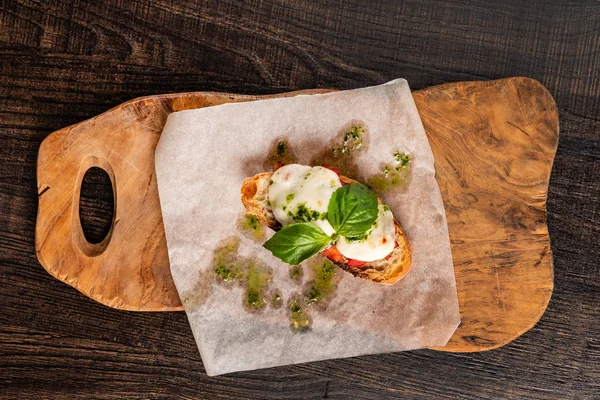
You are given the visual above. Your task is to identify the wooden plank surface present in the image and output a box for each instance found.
[35,88,328,312]
[1,0,599,398]
[34,77,557,355]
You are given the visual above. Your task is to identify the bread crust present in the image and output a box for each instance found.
[240,172,412,284]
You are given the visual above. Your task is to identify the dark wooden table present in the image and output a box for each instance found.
[1,1,599,399]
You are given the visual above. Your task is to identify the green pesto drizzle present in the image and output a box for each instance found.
[288,296,312,333]
[237,213,266,242]
[213,237,243,281]
[265,138,297,171]
[289,264,304,283]
[287,202,324,223]
[245,261,271,310]
[394,151,411,167]
[332,125,366,156]
[367,151,412,194]
[211,236,272,312]
[304,258,338,305]
[277,141,287,156]
[270,290,283,308]
[311,121,369,181]
[180,269,213,311]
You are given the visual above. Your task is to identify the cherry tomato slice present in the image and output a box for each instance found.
[320,244,344,263]
[274,161,284,171]
[346,258,367,267]
[321,164,340,176]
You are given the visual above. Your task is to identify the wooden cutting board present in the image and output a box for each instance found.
[36,77,558,352]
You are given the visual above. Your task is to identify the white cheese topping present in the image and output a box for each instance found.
[335,205,396,262]
[268,164,396,262]
[268,164,341,235]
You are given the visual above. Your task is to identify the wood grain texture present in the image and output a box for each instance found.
[35,88,325,311]
[1,0,599,399]
[35,77,558,354]
[416,78,557,351]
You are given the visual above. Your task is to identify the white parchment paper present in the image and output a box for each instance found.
[155,79,460,376]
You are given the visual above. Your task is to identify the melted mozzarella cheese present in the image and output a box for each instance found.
[335,205,395,262]
[268,164,341,235]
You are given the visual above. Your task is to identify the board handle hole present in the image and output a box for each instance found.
[79,167,115,245]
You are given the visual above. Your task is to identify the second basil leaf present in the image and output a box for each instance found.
[327,183,379,237]
[263,223,331,265]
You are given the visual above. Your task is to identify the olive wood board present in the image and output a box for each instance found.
[36,77,558,352]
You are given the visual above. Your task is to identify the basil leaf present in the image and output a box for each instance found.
[263,223,331,265]
[327,183,378,237]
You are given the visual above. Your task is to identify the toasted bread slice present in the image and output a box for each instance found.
[241,172,412,284]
